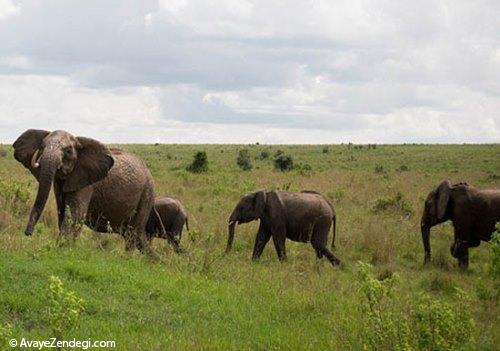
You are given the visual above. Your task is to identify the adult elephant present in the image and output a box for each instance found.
[421,180,500,269]
[13,129,181,252]
[226,190,340,266]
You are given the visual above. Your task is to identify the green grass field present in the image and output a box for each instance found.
[0,144,499,350]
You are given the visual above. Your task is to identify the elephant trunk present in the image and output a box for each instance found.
[421,224,431,264]
[226,221,236,253]
[25,152,60,236]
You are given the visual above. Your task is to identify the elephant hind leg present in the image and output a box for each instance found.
[311,217,341,266]
[127,186,155,254]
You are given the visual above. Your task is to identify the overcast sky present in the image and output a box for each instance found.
[0,0,499,143]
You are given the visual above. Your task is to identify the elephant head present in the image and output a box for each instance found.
[226,190,267,253]
[420,179,452,264]
[13,129,114,236]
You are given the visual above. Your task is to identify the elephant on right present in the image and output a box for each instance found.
[421,180,500,269]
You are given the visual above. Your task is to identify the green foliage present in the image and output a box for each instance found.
[236,149,253,171]
[259,150,270,160]
[186,151,209,173]
[356,261,411,351]
[490,223,500,278]
[274,154,294,172]
[322,146,329,154]
[413,289,476,350]
[47,275,85,340]
[372,192,413,218]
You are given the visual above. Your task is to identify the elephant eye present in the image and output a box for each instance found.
[64,148,73,157]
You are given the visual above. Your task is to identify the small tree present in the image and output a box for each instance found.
[236,149,253,171]
[274,154,294,172]
[187,151,208,173]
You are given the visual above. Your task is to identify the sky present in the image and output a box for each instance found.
[0,0,499,144]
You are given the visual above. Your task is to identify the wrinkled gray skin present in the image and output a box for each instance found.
[421,180,500,269]
[13,129,181,252]
[146,197,189,243]
[227,190,340,266]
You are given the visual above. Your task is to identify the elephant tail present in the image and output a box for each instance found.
[185,216,189,231]
[331,213,337,249]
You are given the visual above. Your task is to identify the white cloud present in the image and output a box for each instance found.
[0,0,20,19]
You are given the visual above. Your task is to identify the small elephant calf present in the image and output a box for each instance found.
[146,197,189,244]
[226,190,340,266]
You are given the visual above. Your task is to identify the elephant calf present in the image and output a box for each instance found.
[146,197,189,244]
[421,180,500,269]
[226,190,340,266]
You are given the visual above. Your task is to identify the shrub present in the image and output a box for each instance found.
[372,192,413,218]
[236,149,253,171]
[322,146,329,154]
[356,262,411,350]
[396,165,409,172]
[259,150,270,160]
[0,147,7,158]
[274,154,294,172]
[413,288,476,350]
[186,151,209,173]
[47,276,85,340]
[490,224,500,278]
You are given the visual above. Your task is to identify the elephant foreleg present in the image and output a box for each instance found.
[60,188,92,239]
[452,222,472,270]
[252,223,271,260]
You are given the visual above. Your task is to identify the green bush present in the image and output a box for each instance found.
[259,150,270,160]
[413,288,476,350]
[47,276,85,340]
[186,151,209,173]
[322,146,329,154]
[372,192,413,218]
[274,154,294,172]
[236,149,253,171]
[356,262,411,350]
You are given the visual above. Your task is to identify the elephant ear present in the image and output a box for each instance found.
[63,137,114,193]
[254,190,267,217]
[12,129,50,179]
[266,191,286,233]
[436,179,452,220]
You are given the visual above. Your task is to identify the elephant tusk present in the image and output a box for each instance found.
[31,149,40,168]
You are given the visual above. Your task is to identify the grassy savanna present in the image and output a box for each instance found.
[0,143,499,350]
